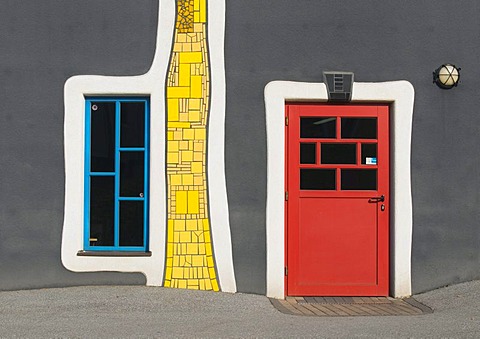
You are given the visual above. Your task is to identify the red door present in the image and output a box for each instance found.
[286,104,389,296]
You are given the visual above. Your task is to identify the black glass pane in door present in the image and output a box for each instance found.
[119,201,144,247]
[321,144,356,164]
[120,152,144,197]
[300,117,336,138]
[121,102,145,148]
[90,102,115,172]
[341,118,377,139]
[341,169,377,190]
[89,176,115,246]
[300,143,316,164]
[300,169,336,190]
[362,144,377,164]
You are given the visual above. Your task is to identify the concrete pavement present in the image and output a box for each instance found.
[0,280,479,338]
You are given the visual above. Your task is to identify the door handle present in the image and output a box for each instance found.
[369,195,385,203]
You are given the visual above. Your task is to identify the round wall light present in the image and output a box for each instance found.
[433,64,460,89]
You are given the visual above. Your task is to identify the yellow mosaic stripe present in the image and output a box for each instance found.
[164,0,219,291]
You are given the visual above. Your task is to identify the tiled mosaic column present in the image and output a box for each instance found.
[163,0,219,291]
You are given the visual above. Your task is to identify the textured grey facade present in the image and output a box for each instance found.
[1,1,479,294]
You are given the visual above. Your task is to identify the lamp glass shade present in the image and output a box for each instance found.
[437,64,459,87]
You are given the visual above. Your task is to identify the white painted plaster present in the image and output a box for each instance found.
[264,80,414,299]
[61,0,236,293]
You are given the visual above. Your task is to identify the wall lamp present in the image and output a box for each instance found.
[433,64,460,89]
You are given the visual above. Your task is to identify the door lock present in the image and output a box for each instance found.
[369,195,385,203]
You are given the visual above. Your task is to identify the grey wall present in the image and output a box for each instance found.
[225,0,480,294]
[0,0,158,289]
[1,0,479,295]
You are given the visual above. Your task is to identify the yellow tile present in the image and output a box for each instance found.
[167,86,190,98]
[181,151,193,162]
[193,23,203,33]
[191,76,203,98]
[179,52,203,64]
[197,267,204,278]
[167,131,174,140]
[205,279,212,290]
[183,129,195,140]
[168,99,179,121]
[179,231,191,242]
[192,42,202,52]
[174,220,186,231]
[194,0,199,11]
[179,255,185,265]
[192,255,204,266]
[171,174,182,185]
[191,161,202,173]
[188,279,198,287]
[194,142,203,151]
[174,131,183,140]
[189,111,200,122]
[165,267,172,279]
[179,63,191,87]
[187,191,199,214]
[199,243,206,254]
[172,267,183,279]
[199,279,205,289]
[174,232,180,242]
[182,174,194,185]
[177,33,187,43]
[183,268,190,278]
[178,280,187,289]
[167,220,174,241]
[179,141,189,150]
[203,219,210,231]
[169,122,191,129]
[167,152,179,164]
[166,258,173,267]
[168,141,179,152]
[193,152,203,161]
[207,256,214,268]
[195,129,206,140]
[166,243,174,257]
[190,99,201,110]
[200,0,206,22]
[211,279,219,292]
[179,113,189,122]
[164,280,171,287]
[186,219,197,231]
[209,267,216,279]
[187,243,199,255]
[176,191,187,214]
[194,175,203,186]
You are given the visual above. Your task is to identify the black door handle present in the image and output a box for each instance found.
[369,195,385,203]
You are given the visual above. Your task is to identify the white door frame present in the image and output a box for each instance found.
[264,80,415,299]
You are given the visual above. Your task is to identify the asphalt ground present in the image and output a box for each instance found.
[0,280,479,338]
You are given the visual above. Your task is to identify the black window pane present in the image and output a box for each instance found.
[121,102,145,148]
[341,118,377,139]
[89,176,114,246]
[300,169,336,190]
[362,144,377,165]
[119,201,144,247]
[341,169,377,190]
[90,102,115,172]
[120,152,144,197]
[300,117,336,138]
[321,143,356,164]
[300,143,316,164]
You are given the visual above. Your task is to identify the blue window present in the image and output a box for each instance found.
[84,98,149,252]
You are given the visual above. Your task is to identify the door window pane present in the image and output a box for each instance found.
[301,117,336,138]
[300,143,316,164]
[90,102,115,172]
[89,176,115,246]
[341,169,377,190]
[121,102,145,148]
[362,144,377,165]
[120,152,144,197]
[321,143,356,164]
[120,201,144,247]
[300,169,336,190]
[341,118,377,139]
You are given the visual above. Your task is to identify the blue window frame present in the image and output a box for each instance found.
[84,97,149,252]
